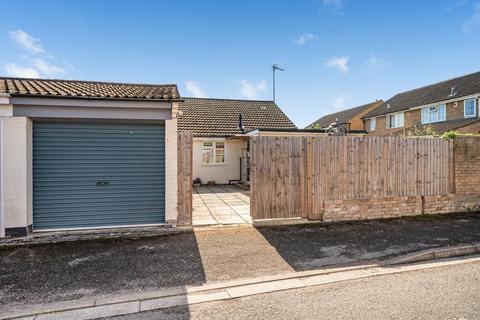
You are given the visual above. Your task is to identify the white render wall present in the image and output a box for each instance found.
[164,118,178,224]
[192,138,246,185]
[2,117,32,229]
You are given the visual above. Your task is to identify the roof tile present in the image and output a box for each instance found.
[365,71,480,118]
[0,77,180,101]
[178,98,296,137]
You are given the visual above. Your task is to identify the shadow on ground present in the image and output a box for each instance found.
[1,212,480,314]
[255,212,480,271]
[0,232,206,311]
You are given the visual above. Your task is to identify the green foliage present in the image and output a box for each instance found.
[441,131,458,139]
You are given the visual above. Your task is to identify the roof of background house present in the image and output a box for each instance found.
[178,97,297,137]
[306,100,383,128]
[420,118,480,134]
[0,77,181,101]
[364,71,480,118]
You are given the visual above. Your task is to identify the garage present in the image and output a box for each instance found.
[33,121,166,231]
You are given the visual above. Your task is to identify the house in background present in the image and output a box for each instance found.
[363,71,480,135]
[178,98,296,185]
[0,77,180,236]
[306,100,383,131]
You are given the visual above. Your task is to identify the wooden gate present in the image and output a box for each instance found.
[177,131,193,225]
[249,136,455,220]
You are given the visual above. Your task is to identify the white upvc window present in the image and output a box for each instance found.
[369,118,376,131]
[421,104,446,124]
[464,99,477,118]
[202,141,225,165]
[386,112,404,128]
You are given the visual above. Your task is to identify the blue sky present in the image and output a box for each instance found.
[1,0,480,127]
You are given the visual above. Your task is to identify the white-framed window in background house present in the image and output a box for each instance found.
[421,104,446,124]
[464,99,477,118]
[369,117,376,131]
[202,141,225,165]
[386,112,404,128]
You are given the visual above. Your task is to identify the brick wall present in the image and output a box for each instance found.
[321,137,480,222]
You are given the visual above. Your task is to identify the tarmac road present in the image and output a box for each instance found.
[107,259,480,320]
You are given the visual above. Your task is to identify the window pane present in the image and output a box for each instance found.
[465,99,476,117]
[202,142,214,164]
[215,142,225,150]
[215,154,225,163]
[215,142,225,163]
[439,105,446,121]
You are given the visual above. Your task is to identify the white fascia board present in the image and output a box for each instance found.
[409,93,480,111]
[10,96,172,109]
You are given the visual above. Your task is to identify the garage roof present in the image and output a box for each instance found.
[0,77,181,101]
[178,97,297,137]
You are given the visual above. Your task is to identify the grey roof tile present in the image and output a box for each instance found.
[364,71,480,118]
[178,98,296,137]
[0,77,180,101]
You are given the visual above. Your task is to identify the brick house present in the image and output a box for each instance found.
[363,71,480,135]
[307,100,383,130]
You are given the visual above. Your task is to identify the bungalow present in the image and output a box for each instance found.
[178,97,296,185]
[306,100,383,130]
[0,77,180,236]
[363,71,480,135]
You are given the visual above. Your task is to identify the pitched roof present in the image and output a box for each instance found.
[178,97,296,137]
[364,71,480,118]
[0,77,180,101]
[307,100,383,128]
[419,118,480,134]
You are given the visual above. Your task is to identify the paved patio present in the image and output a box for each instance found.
[192,185,251,225]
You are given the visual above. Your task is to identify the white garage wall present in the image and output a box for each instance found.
[192,138,246,185]
[2,117,32,229]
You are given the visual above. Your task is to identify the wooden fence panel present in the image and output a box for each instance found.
[250,136,455,220]
[177,131,193,226]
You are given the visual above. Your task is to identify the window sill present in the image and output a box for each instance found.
[421,119,446,124]
[201,163,227,167]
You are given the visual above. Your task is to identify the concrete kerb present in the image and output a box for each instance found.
[3,247,480,320]
[385,242,480,265]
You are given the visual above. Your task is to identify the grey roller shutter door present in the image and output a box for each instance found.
[33,122,165,230]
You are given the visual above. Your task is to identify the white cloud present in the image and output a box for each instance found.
[239,80,267,99]
[322,0,343,12]
[366,55,391,72]
[325,56,350,73]
[294,33,319,45]
[31,58,65,77]
[185,80,207,98]
[9,29,44,54]
[5,63,40,78]
[462,2,480,32]
[5,30,75,79]
[332,92,347,109]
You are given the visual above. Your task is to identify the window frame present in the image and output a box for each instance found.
[201,141,226,165]
[386,112,404,129]
[464,99,477,118]
[369,117,376,131]
[421,104,446,124]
